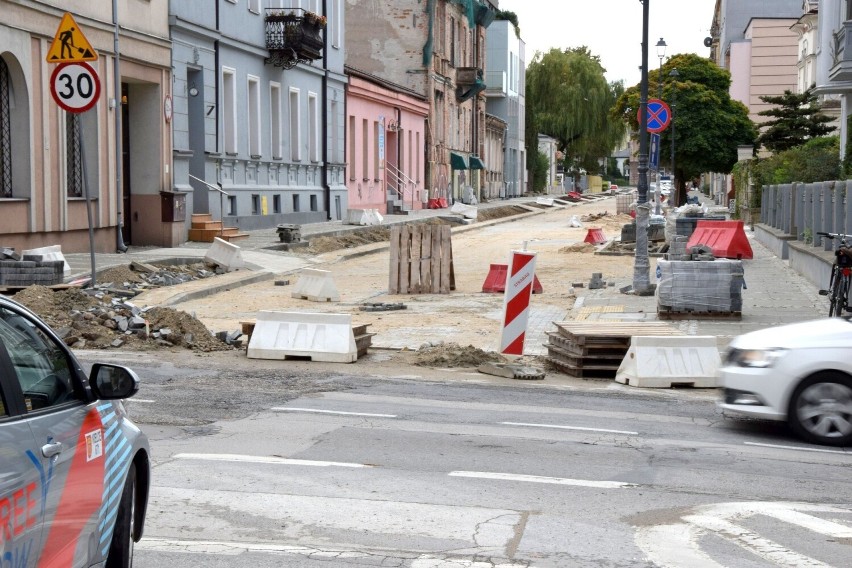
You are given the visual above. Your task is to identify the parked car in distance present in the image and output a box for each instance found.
[0,295,150,568]
[719,318,852,446]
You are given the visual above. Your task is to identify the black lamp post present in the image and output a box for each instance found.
[655,38,667,99]
[633,0,652,294]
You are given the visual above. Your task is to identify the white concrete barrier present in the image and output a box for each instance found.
[536,197,555,207]
[291,268,340,302]
[21,245,71,275]
[450,202,478,219]
[247,311,357,363]
[203,237,244,272]
[616,336,721,388]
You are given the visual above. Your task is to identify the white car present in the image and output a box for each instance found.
[719,318,852,446]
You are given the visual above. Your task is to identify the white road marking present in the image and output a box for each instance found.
[172,453,371,468]
[501,421,638,435]
[128,399,156,403]
[271,407,397,418]
[744,442,851,455]
[449,471,636,489]
[635,502,852,567]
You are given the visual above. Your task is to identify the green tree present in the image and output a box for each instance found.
[530,150,550,193]
[525,47,626,186]
[493,10,519,37]
[756,88,836,153]
[613,53,756,206]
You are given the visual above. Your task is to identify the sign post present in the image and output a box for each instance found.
[47,14,100,287]
[637,98,671,134]
[499,250,537,356]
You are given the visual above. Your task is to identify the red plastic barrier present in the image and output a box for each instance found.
[686,220,753,259]
[567,191,583,200]
[482,263,543,294]
[427,198,446,209]
[583,228,606,245]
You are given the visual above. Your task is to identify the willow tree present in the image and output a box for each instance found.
[525,47,626,186]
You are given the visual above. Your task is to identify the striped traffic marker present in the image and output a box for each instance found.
[499,250,537,355]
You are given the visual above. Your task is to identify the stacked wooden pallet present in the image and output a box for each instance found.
[544,321,683,379]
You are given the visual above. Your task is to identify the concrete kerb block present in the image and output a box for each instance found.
[615,336,721,388]
[535,197,555,207]
[21,245,71,276]
[450,202,478,219]
[246,311,357,363]
[203,237,245,272]
[291,268,340,302]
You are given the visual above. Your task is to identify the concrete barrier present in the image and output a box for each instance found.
[203,237,244,272]
[246,311,357,363]
[21,244,71,275]
[615,336,720,388]
[291,268,340,302]
[450,202,478,219]
[346,208,384,226]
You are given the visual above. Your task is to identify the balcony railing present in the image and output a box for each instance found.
[265,8,325,69]
[455,67,485,102]
[829,21,852,82]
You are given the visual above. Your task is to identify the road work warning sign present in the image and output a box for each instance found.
[46,13,98,63]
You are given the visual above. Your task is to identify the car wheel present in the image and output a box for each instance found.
[789,373,852,446]
[106,464,136,568]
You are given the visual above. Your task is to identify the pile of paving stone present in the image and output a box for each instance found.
[0,247,64,286]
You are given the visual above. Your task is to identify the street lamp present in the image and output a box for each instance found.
[633,0,652,295]
[655,38,667,99]
[669,68,679,204]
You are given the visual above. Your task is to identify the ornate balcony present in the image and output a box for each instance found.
[829,21,852,82]
[265,8,325,69]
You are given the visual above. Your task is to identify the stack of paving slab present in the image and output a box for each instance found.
[657,259,744,317]
[0,248,65,287]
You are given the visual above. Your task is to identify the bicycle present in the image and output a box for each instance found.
[816,231,852,317]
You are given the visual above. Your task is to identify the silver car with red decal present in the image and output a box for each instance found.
[0,296,149,567]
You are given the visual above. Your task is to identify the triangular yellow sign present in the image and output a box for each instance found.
[46,13,98,63]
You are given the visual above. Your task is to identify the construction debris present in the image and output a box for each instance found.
[478,362,546,380]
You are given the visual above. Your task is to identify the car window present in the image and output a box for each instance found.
[0,306,82,412]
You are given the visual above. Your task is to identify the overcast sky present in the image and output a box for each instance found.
[495,0,718,86]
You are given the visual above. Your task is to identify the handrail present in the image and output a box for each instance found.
[188,174,229,238]
[385,163,416,211]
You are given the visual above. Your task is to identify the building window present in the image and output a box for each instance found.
[331,100,339,163]
[248,75,261,158]
[251,194,260,214]
[65,113,83,197]
[222,67,237,154]
[416,131,421,182]
[373,120,380,179]
[270,82,282,158]
[289,88,301,161]
[348,115,356,180]
[292,194,300,212]
[308,92,318,162]
[0,59,11,198]
[449,17,455,66]
[332,0,342,48]
[361,118,368,179]
[310,194,318,211]
[248,0,260,13]
[273,194,281,213]
[227,195,237,215]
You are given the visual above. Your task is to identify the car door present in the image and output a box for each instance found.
[0,324,44,568]
[0,304,105,568]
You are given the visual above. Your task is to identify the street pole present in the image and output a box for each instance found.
[633,0,652,295]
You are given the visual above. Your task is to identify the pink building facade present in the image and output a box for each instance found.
[345,71,429,213]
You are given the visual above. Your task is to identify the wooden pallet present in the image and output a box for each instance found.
[552,321,684,341]
[544,356,621,379]
[388,224,455,294]
[544,343,623,369]
[545,332,629,358]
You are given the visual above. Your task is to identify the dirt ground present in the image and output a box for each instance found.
[166,198,643,358]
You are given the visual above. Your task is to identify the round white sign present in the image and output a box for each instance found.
[50,62,101,113]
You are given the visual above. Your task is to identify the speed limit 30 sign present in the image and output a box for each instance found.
[50,62,101,113]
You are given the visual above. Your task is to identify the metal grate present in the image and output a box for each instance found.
[66,113,83,197]
[0,59,11,198]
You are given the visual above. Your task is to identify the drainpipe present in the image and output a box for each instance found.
[321,0,331,220]
[113,0,127,252]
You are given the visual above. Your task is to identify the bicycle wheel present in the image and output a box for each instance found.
[828,267,844,317]
[840,275,851,315]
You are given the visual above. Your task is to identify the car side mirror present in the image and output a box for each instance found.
[89,364,141,400]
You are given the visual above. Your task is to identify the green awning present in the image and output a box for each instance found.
[450,152,468,170]
[469,156,486,170]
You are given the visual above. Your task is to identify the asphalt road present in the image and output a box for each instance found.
[77,353,852,568]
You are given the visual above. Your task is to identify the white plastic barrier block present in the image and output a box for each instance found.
[21,245,71,275]
[364,209,384,225]
[616,336,721,388]
[247,311,357,363]
[203,237,244,272]
[346,208,384,226]
[450,202,478,219]
[291,268,340,302]
[536,197,555,207]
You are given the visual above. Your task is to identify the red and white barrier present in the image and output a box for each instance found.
[499,251,537,356]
